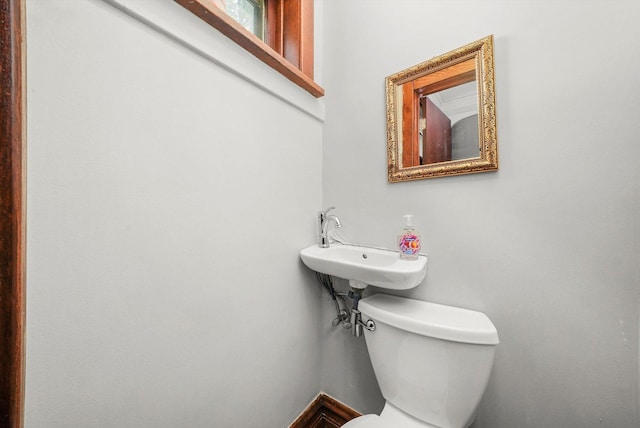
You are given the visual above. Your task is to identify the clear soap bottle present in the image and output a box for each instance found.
[398,214,421,260]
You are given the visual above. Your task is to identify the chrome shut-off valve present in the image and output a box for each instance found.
[350,309,376,337]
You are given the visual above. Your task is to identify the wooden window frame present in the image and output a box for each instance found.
[175,0,324,97]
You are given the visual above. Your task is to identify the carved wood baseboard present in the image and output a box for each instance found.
[289,393,361,428]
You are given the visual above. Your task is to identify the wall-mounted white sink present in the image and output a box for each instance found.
[300,243,427,290]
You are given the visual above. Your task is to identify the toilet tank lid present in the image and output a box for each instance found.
[359,294,499,345]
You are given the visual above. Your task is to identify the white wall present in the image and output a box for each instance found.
[320,1,640,427]
[25,1,323,427]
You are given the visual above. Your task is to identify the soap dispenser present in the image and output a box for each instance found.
[398,214,421,260]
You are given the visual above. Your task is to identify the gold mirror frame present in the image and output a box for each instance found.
[386,35,498,182]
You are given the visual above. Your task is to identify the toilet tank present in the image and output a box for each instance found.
[359,294,499,428]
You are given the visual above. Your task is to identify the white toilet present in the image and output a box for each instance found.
[343,294,499,428]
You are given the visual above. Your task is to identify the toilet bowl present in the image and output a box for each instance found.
[342,294,499,428]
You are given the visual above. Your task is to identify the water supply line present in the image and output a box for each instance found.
[314,273,376,337]
[315,273,349,326]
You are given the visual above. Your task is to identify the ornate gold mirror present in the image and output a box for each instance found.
[386,35,498,182]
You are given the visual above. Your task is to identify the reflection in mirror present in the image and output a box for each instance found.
[387,36,498,181]
[421,81,479,164]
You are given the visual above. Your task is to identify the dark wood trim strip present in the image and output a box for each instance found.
[174,0,324,98]
[266,0,283,55]
[297,0,314,79]
[290,393,361,428]
[0,0,26,427]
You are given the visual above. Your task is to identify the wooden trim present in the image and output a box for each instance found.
[175,0,324,97]
[298,0,314,78]
[401,82,417,168]
[289,393,361,428]
[282,0,301,70]
[266,0,283,54]
[266,0,313,77]
[280,0,314,78]
[411,57,476,96]
[0,0,26,427]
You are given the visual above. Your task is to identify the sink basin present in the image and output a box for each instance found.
[300,243,427,290]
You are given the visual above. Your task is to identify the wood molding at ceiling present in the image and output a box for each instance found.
[289,393,361,428]
[0,0,26,427]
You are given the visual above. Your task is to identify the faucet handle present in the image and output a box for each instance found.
[322,206,335,215]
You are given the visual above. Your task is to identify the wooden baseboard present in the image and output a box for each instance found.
[289,393,361,428]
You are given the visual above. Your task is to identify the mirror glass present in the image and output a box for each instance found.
[386,36,498,181]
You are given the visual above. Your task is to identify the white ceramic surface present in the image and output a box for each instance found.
[357,294,498,428]
[299,244,427,290]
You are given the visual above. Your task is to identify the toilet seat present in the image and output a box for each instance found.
[342,414,387,428]
[342,403,436,428]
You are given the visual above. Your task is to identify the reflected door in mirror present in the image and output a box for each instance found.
[422,96,451,164]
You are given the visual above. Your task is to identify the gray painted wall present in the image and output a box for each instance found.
[320,1,640,427]
[25,0,323,426]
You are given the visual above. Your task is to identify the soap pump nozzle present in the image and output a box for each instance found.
[403,214,414,227]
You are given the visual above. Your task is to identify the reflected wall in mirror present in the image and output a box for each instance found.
[386,35,498,182]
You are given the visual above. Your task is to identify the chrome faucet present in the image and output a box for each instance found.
[318,206,342,248]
